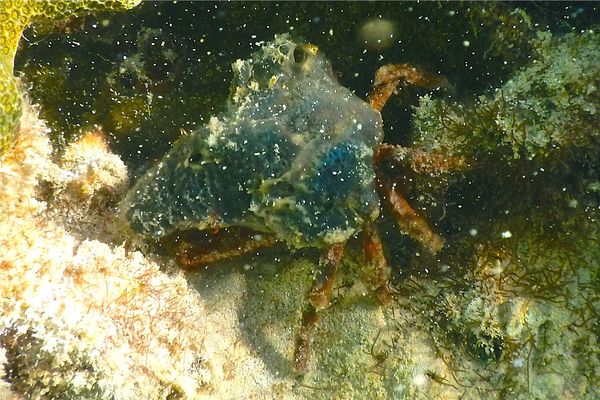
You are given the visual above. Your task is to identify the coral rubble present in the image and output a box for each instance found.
[0,105,210,399]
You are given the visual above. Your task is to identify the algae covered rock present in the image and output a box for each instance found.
[413,30,600,162]
[401,27,600,399]
[409,29,600,246]
[0,0,141,154]
[497,30,600,159]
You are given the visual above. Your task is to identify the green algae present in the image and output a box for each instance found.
[413,30,600,162]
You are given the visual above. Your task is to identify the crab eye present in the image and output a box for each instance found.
[188,153,203,164]
[293,46,308,64]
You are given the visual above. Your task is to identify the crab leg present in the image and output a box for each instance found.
[378,173,444,253]
[374,143,452,253]
[368,63,447,253]
[373,145,446,253]
[175,230,277,267]
[362,223,391,304]
[374,150,445,254]
[294,241,345,372]
[377,143,465,175]
[368,63,448,112]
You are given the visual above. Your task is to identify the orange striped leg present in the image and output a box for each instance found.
[294,242,345,372]
[362,223,391,304]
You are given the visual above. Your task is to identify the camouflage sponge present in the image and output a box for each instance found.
[0,0,141,154]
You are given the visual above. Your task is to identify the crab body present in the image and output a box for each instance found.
[123,34,383,249]
[122,34,448,371]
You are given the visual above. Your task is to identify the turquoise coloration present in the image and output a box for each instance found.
[122,35,382,248]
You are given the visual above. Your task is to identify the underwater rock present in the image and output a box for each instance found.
[0,105,212,399]
[413,30,600,162]
[57,128,128,203]
[122,34,382,249]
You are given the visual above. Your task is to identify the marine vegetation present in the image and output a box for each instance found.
[408,28,600,256]
[0,0,140,153]
[394,28,600,400]
[1,2,600,399]
[413,30,600,162]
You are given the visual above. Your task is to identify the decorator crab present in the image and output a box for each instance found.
[121,34,451,371]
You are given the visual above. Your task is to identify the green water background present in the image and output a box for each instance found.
[14,2,599,170]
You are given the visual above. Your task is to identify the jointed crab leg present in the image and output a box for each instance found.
[294,242,345,372]
[379,176,444,253]
[374,147,445,254]
[368,63,448,112]
[175,231,277,267]
[362,223,391,304]
[369,63,446,253]
[377,143,465,175]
